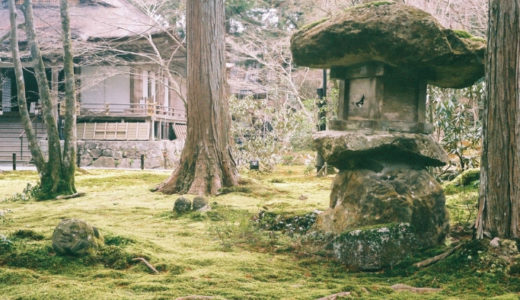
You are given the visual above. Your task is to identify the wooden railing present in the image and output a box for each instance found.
[71,101,186,122]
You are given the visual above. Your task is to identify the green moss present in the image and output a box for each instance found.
[347,1,395,11]
[444,168,480,195]
[0,167,518,299]
[10,229,45,241]
[453,30,486,43]
[470,36,486,43]
[104,234,135,247]
[454,29,472,39]
[300,17,329,31]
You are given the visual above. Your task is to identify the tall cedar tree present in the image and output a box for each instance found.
[157,0,238,195]
[476,0,520,238]
[8,0,77,198]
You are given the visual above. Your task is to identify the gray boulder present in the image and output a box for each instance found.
[316,168,449,249]
[52,219,104,256]
[174,197,192,214]
[291,2,485,88]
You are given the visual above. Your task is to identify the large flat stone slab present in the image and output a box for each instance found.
[313,130,448,169]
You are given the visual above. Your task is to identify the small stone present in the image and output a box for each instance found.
[192,196,208,211]
[298,194,308,201]
[90,148,102,159]
[174,197,191,214]
[52,219,104,256]
[490,237,500,248]
[102,149,113,157]
[318,291,351,300]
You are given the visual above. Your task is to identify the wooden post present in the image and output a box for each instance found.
[141,154,145,170]
[12,153,16,170]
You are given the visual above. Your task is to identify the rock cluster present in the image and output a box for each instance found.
[174,196,209,214]
[77,140,183,169]
[52,219,104,256]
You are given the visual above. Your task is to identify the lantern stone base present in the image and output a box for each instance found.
[331,223,417,271]
[312,131,449,270]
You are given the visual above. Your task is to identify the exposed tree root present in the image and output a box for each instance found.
[317,291,351,300]
[132,257,159,274]
[413,243,463,268]
[391,284,442,293]
[55,192,85,200]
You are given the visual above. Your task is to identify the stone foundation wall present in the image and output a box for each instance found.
[77,140,184,169]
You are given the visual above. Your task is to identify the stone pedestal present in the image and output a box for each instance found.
[313,130,449,269]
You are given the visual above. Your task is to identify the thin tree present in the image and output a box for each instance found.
[476,0,519,239]
[60,0,78,193]
[8,0,77,198]
[156,0,238,195]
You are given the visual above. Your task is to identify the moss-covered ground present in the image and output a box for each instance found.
[0,166,519,299]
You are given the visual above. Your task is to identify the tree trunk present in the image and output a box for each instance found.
[8,0,45,173]
[9,0,76,198]
[60,0,77,194]
[476,0,520,239]
[157,0,238,195]
[22,0,65,196]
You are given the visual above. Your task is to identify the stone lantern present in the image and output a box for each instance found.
[291,1,485,270]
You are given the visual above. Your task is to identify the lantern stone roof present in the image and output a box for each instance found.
[290,1,486,88]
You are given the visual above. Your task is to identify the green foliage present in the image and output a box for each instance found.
[443,171,479,227]
[225,0,255,17]
[230,96,314,170]
[2,183,42,202]
[428,83,485,171]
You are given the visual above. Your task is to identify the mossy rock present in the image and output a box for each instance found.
[331,223,417,270]
[174,197,192,214]
[52,219,104,256]
[316,168,449,249]
[291,2,485,88]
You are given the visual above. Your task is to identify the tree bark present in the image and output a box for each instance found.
[476,0,520,238]
[157,0,238,195]
[60,0,77,193]
[8,0,45,173]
